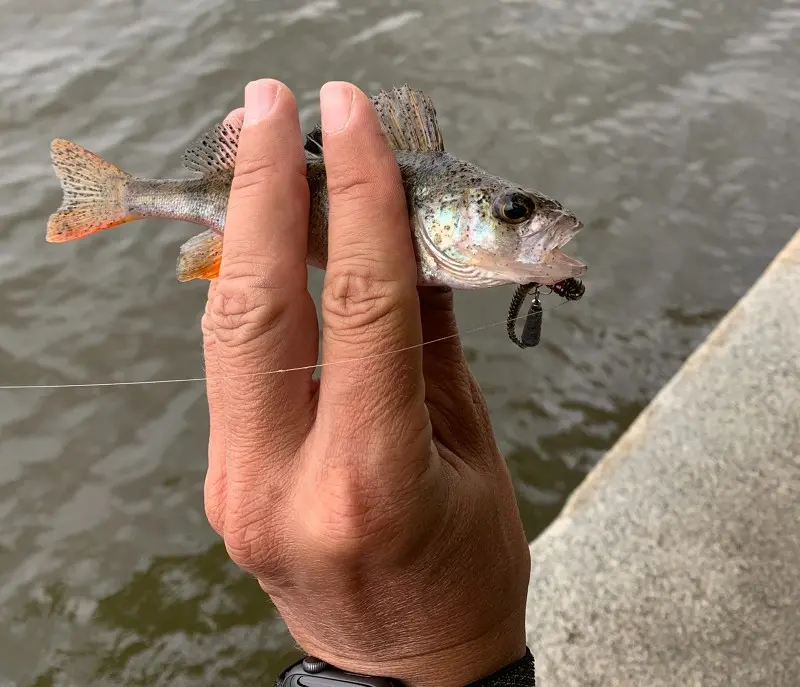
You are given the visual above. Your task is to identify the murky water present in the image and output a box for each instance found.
[1,0,798,683]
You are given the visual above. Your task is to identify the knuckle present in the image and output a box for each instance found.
[222,474,294,577]
[219,239,307,296]
[230,155,283,199]
[207,279,294,352]
[304,457,429,558]
[223,526,258,570]
[311,488,389,555]
[201,302,217,344]
[223,515,284,578]
[203,489,225,535]
[204,459,226,535]
[326,165,378,204]
[321,261,405,334]
[228,153,308,213]
[326,130,396,200]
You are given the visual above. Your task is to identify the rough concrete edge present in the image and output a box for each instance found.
[530,227,800,545]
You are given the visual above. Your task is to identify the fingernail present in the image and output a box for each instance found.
[244,79,279,127]
[320,82,354,134]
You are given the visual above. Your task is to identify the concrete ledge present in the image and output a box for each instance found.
[526,230,800,686]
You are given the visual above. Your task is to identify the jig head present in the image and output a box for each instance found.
[507,277,585,349]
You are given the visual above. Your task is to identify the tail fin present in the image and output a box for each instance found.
[46,139,136,243]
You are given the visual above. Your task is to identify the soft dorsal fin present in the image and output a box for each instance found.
[371,85,445,152]
[182,119,241,176]
[302,85,445,155]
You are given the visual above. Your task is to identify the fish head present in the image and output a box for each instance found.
[414,168,587,288]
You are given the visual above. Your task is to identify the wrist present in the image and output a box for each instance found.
[400,627,528,687]
[288,613,527,687]
[277,648,534,687]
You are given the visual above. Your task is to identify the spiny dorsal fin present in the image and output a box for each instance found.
[371,85,445,153]
[182,119,241,176]
[302,85,445,155]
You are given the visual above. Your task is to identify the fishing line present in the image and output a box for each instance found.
[0,299,578,391]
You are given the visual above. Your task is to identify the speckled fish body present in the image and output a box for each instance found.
[46,86,587,288]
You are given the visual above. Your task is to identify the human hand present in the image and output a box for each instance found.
[201,79,531,686]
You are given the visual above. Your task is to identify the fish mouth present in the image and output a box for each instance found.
[528,213,584,255]
[515,248,587,285]
[472,248,586,286]
[508,213,586,285]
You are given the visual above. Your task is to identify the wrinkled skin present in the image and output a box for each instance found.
[202,79,531,687]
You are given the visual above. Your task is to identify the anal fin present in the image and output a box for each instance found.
[176,230,222,281]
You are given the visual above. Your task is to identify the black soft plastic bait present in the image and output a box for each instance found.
[507,277,585,349]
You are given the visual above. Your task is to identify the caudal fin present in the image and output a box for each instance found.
[46,139,136,243]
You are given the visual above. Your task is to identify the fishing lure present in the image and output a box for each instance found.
[507,277,585,349]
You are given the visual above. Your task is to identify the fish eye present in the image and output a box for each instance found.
[493,192,535,225]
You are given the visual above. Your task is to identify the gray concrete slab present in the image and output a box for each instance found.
[526,230,800,686]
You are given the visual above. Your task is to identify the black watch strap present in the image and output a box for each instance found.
[275,649,535,686]
[465,648,535,686]
[276,657,402,686]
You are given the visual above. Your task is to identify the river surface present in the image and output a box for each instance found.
[1,0,798,684]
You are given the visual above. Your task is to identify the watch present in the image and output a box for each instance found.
[275,649,535,686]
[276,656,402,686]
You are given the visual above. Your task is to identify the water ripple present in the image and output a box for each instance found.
[1,0,799,683]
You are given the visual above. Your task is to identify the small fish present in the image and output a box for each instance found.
[46,85,587,289]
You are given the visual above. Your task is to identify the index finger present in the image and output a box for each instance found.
[211,80,318,478]
[316,82,426,434]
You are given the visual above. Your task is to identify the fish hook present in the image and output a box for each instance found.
[506,277,585,349]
